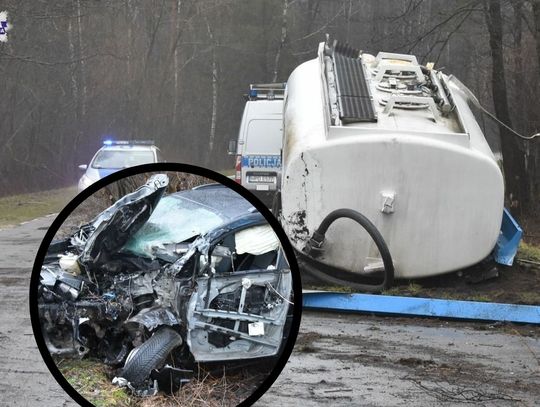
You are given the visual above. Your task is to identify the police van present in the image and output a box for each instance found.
[229,83,285,206]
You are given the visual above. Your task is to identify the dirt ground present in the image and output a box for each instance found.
[258,311,540,406]
[385,262,540,305]
[305,260,540,306]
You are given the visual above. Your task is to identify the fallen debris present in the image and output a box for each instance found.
[408,377,522,403]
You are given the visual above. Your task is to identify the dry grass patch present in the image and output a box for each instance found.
[0,186,77,227]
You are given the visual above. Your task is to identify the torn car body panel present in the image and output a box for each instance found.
[173,216,292,362]
[187,269,292,361]
[79,174,168,268]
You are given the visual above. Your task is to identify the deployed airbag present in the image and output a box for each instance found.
[235,225,279,255]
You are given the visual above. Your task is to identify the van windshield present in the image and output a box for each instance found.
[245,119,282,154]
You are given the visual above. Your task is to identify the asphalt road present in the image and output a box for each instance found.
[0,215,75,406]
[1,216,539,406]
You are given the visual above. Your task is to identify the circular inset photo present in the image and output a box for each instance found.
[30,164,301,407]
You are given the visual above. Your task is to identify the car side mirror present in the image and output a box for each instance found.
[78,164,88,171]
[227,139,237,155]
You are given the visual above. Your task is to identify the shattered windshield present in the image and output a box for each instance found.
[122,195,225,257]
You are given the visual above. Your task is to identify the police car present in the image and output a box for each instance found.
[78,140,163,191]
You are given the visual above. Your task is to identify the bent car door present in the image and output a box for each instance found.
[184,223,293,362]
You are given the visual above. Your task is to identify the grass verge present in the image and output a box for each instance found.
[57,358,135,407]
[518,241,540,263]
[57,358,262,406]
[0,170,230,228]
[220,169,235,177]
[0,186,77,227]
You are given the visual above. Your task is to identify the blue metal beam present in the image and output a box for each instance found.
[302,292,540,324]
[494,208,523,266]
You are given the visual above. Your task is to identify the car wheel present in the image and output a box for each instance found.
[120,327,183,388]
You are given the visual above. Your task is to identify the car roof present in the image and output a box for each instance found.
[169,184,256,222]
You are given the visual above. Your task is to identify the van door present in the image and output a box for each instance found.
[241,119,282,193]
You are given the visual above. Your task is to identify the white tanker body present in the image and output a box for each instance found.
[280,41,504,287]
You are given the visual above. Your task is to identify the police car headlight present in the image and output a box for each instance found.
[78,175,94,191]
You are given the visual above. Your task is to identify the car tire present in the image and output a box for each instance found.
[120,327,183,388]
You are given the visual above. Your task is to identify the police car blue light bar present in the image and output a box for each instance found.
[102,140,155,146]
[246,83,286,101]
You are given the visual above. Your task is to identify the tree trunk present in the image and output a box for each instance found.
[345,0,353,43]
[75,0,86,118]
[511,0,532,203]
[125,0,133,119]
[67,18,79,112]
[173,0,182,126]
[532,0,540,78]
[70,0,86,162]
[528,0,540,208]
[511,0,525,126]
[205,17,218,166]
[484,0,528,210]
[67,11,81,167]
[208,51,218,165]
[272,0,289,83]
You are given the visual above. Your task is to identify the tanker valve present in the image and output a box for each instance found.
[303,231,325,258]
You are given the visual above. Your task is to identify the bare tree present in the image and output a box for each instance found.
[172,0,182,126]
[484,0,528,209]
[272,0,289,82]
[531,0,540,78]
[205,14,218,166]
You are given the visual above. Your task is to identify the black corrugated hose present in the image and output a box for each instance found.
[302,208,394,293]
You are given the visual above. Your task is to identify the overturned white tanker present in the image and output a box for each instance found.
[280,40,507,291]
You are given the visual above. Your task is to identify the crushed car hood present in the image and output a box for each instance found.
[78,174,169,268]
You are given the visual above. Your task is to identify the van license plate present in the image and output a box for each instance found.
[249,175,276,183]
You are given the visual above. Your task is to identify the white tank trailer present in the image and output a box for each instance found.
[280,40,505,290]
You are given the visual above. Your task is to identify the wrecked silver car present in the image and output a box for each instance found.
[38,174,293,395]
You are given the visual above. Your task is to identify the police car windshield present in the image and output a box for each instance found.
[92,150,154,169]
